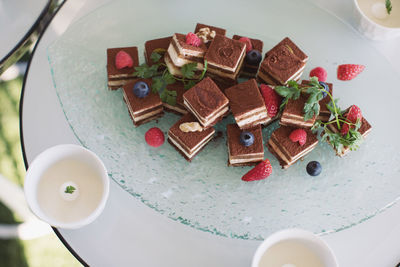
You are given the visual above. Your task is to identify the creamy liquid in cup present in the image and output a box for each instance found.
[36,159,104,223]
[258,240,324,267]
[357,0,400,27]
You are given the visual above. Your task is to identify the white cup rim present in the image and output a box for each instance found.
[24,144,110,229]
[251,228,338,267]
[353,0,400,30]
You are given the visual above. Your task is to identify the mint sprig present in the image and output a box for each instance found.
[386,0,392,15]
[133,51,208,106]
[275,80,301,111]
[65,186,76,194]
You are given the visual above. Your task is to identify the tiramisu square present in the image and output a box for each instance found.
[225,79,270,129]
[183,77,229,128]
[257,37,307,85]
[267,126,318,169]
[162,81,188,115]
[194,23,226,36]
[107,46,139,90]
[227,124,264,166]
[232,35,263,78]
[144,36,172,72]
[280,93,316,128]
[326,108,372,157]
[122,79,164,126]
[165,33,207,78]
[204,35,246,80]
[302,80,333,122]
[168,113,215,161]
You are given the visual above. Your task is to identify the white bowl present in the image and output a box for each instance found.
[353,0,400,40]
[252,229,337,267]
[24,144,110,229]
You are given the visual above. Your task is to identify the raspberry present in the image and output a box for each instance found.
[185,32,202,47]
[289,129,307,146]
[145,127,165,147]
[242,159,272,182]
[337,64,365,81]
[309,67,327,82]
[341,105,362,136]
[115,50,133,70]
[238,37,253,53]
[260,84,282,118]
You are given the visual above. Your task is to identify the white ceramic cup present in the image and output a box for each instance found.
[353,0,400,40]
[24,144,110,229]
[252,228,338,267]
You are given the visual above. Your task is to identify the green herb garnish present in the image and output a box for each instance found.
[65,186,76,194]
[386,0,392,15]
[275,80,301,111]
[133,51,208,106]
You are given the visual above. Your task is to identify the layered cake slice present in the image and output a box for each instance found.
[162,81,188,115]
[257,37,308,85]
[227,124,264,166]
[165,33,207,78]
[194,23,226,36]
[183,77,229,128]
[225,79,270,129]
[204,35,246,80]
[302,80,333,122]
[232,35,263,78]
[168,113,215,161]
[325,106,372,157]
[267,126,318,169]
[122,79,164,126]
[107,46,139,90]
[280,93,316,128]
[144,36,172,73]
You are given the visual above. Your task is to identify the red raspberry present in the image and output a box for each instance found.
[309,67,327,82]
[289,129,307,146]
[242,159,272,182]
[145,127,165,147]
[238,37,253,53]
[341,105,362,136]
[185,32,202,47]
[337,64,365,81]
[260,84,282,118]
[115,50,133,69]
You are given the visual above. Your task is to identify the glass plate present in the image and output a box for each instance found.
[47,0,400,240]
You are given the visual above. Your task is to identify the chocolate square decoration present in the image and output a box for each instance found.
[107,46,139,76]
[205,35,246,70]
[144,36,172,66]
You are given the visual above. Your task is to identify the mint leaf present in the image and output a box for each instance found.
[163,72,176,85]
[184,80,197,90]
[133,63,160,78]
[65,186,76,194]
[150,52,162,63]
[152,77,165,93]
[181,63,197,79]
[386,0,392,14]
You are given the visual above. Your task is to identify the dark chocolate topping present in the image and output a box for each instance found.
[183,77,228,118]
[225,79,266,116]
[205,35,245,69]
[107,46,139,76]
[195,23,226,36]
[122,79,162,113]
[271,126,318,157]
[169,113,215,150]
[144,36,172,66]
[227,124,263,157]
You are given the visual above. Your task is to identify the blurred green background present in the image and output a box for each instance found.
[0,60,81,266]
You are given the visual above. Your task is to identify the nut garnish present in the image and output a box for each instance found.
[196,27,216,43]
[179,122,204,132]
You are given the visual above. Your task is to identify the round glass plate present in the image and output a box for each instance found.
[47,0,400,240]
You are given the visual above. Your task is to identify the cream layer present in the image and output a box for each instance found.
[167,45,204,69]
[183,99,229,127]
[168,131,214,159]
[269,138,317,165]
[163,103,188,114]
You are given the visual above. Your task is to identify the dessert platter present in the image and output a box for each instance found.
[47,0,400,240]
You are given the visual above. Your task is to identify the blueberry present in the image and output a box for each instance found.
[245,50,262,65]
[306,161,322,176]
[133,81,150,98]
[319,82,328,98]
[240,131,255,147]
